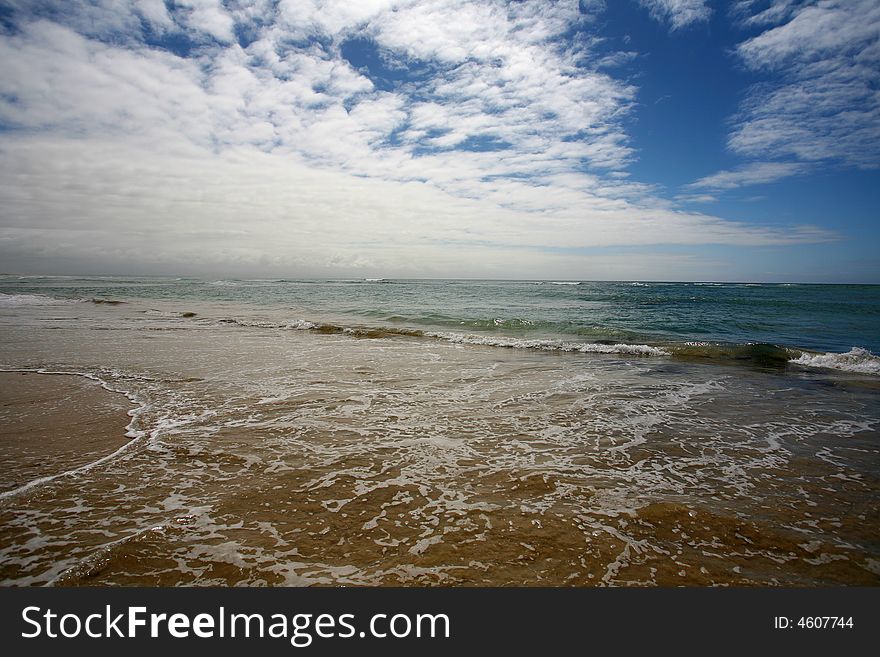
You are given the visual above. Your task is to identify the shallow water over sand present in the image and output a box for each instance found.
[0,289,878,586]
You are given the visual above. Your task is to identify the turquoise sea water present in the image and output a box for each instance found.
[2,276,878,371]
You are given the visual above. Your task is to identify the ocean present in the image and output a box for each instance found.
[0,276,878,585]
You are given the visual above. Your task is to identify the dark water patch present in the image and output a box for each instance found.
[345,326,426,339]
[671,343,794,369]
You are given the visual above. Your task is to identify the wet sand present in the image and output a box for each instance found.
[1,365,876,587]
[0,372,134,495]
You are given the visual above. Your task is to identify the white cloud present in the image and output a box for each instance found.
[688,162,807,191]
[736,0,879,68]
[730,0,803,28]
[176,0,237,43]
[638,0,711,30]
[135,0,175,32]
[676,194,718,204]
[692,1,880,195]
[729,0,880,168]
[276,0,397,40]
[0,20,212,141]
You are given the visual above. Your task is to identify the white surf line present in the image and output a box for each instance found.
[0,367,151,502]
[422,332,670,357]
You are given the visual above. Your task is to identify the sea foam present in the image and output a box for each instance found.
[0,293,72,307]
[286,319,317,330]
[789,347,880,376]
[425,332,669,356]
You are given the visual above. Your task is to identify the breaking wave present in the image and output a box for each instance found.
[174,316,880,375]
[285,319,317,330]
[789,347,880,376]
[672,342,795,368]
[424,332,669,356]
[365,329,878,375]
[0,293,73,307]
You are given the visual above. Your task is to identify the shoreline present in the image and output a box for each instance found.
[0,371,135,497]
[0,293,877,586]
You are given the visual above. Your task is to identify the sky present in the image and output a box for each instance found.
[0,0,877,282]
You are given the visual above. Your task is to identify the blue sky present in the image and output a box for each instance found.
[0,0,877,281]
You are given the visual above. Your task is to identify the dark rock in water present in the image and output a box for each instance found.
[181,312,197,318]
[314,324,344,334]
[91,298,124,305]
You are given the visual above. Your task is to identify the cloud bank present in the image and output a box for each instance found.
[0,0,839,277]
